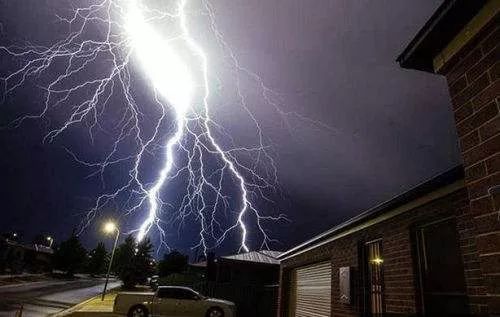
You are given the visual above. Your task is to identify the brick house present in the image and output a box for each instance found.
[277,1,499,316]
[399,0,499,313]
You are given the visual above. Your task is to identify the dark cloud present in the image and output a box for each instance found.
[0,0,460,255]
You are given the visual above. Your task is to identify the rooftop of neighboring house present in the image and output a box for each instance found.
[220,250,282,265]
[0,236,54,254]
[189,250,283,267]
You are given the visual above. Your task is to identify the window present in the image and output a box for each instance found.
[362,239,384,315]
[415,218,468,314]
[157,288,200,300]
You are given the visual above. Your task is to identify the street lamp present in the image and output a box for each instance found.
[101,221,120,301]
[46,236,53,248]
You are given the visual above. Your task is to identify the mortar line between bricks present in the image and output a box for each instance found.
[475,230,500,237]
[465,170,500,187]
[478,251,500,257]
[464,150,500,170]
[474,211,500,219]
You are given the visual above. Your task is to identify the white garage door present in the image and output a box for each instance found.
[289,261,331,317]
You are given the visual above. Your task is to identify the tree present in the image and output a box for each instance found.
[134,237,155,284]
[53,234,87,277]
[112,235,156,289]
[158,250,188,277]
[113,235,136,288]
[32,234,46,246]
[87,242,108,276]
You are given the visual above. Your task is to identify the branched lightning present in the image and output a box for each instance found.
[0,0,330,253]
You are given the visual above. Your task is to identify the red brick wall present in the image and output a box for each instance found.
[278,188,486,316]
[441,18,500,314]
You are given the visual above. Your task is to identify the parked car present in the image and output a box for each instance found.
[113,286,236,317]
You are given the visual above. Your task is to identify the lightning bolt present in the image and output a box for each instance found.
[125,0,282,252]
[0,0,334,253]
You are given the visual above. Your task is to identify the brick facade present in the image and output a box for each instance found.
[278,187,486,316]
[440,18,500,314]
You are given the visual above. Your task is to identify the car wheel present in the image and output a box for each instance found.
[206,307,224,317]
[128,305,149,317]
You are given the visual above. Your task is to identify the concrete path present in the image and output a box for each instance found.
[54,293,119,317]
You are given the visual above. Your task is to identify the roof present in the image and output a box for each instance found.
[189,260,207,268]
[1,238,54,254]
[397,0,488,72]
[221,250,282,265]
[278,165,464,259]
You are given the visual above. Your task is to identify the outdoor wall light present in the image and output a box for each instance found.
[371,257,384,265]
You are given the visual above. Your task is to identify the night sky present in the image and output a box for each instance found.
[0,0,461,257]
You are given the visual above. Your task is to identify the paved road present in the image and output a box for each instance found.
[0,278,121,317]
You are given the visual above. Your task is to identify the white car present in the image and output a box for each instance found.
[113,286,236,317]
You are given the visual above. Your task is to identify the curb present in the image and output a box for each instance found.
[51,296,98,317]
[51,286,120,317]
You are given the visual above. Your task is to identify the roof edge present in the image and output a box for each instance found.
[397,0,488,72]
[397,0,456,71]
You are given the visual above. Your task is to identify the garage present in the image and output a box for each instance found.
[289,261,331,317]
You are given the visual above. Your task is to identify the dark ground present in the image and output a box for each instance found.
[0,276,120,316]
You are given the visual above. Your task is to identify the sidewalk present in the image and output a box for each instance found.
[53,292,119,317]
[53,284,151,317]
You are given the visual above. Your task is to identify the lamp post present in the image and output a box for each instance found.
[102,221,120,301]
[46,236,53,248]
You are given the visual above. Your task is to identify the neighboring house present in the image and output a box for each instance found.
[211,250,281,317]
[189,250,281,285]
[188,250,281,317]
[0,238,26,274]
[213,250,281,285]
[24,244,54,273]
[278,1,499,316]
[0,237,53,274]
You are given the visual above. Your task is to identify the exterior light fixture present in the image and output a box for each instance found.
[101,220,120,301]
[46,236,54,248]
[103,221,117,234]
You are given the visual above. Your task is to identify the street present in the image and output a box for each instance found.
[0,277,121,317]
